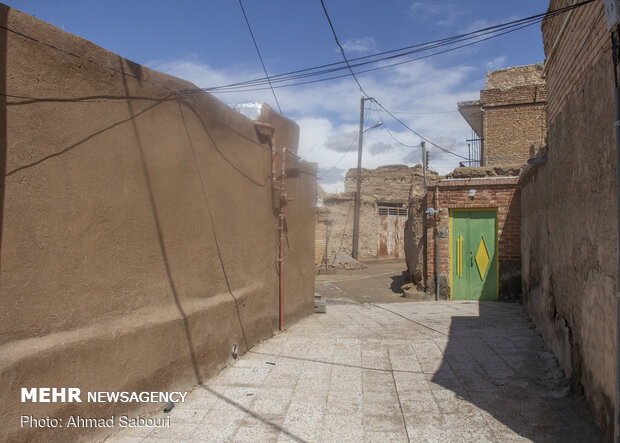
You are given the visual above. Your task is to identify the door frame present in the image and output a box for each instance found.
[449,208,499,301]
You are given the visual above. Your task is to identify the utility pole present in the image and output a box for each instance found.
[421,141,427,193]
[352,96,373,260]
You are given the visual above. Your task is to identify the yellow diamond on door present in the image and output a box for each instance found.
[475,236,490,279]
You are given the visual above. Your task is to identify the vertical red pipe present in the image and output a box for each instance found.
[279,148,287,330]
[253,122,284,330]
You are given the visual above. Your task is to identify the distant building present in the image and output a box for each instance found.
[316,165,435,267]
[458,63,547,166]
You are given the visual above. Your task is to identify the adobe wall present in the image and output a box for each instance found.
[426,177,521,300]
[322,194,377,260]
[329,164,435,263]
[520,0,614,435]
[344,164,429,202]
[0,5,316,441]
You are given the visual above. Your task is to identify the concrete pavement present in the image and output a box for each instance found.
[109,262,601,442]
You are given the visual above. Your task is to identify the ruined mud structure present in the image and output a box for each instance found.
[316,165,435,273]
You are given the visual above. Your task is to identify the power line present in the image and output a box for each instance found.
[319,0,368,96]
[367,102,419,148]
[318,0,466,160]
[183,0,594,94]
[0,24,171,93]
[237,0,283,114]
[0,0,594,100]
[389,110,458,115]
[375,102,468,159]
[195,20,537,95]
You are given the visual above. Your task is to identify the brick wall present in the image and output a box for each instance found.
[425,177,521,299]
[458,64,547,167]
[482,83,547,166]
[542,0,610,124]
[520,0,615,435]
[486,64,545,88]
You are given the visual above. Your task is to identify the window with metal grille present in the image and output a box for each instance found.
[398,209,407,216]
[378,208,389,215]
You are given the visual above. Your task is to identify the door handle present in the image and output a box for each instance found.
[470,251,473,266]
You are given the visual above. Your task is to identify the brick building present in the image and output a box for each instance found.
[458,64,547,166]
[420,64,544,300]
[425,171,521,300]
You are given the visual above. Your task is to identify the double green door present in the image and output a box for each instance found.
[451,209,498,301]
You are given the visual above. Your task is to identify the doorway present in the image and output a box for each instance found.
[450,209,498,300]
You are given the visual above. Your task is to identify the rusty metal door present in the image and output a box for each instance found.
[378,207,407,259]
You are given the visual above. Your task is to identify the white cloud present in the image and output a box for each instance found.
[152,57,479,193]
[486,55,507,71]
[409,1,465,27]
[341,37,376,54]
[325,130,358,152]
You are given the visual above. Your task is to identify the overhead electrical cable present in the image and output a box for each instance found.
[0,0,594,99]
[237,0,283,114]
[319,0,467,160]
[178,0,595,94]
[319,0,368,96]
[197,19,539,93]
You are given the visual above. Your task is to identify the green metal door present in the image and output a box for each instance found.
[451,209,498,301]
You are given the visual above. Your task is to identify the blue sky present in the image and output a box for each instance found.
[10,0,548,192]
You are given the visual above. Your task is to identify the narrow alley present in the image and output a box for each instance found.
[109,262,601,442]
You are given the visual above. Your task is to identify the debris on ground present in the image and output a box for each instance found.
[331,252,367,270]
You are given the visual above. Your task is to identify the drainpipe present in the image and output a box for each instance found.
[278,148,287,331]
[254,122,286,331]
[254,122,278,190]
[435,185,440,301]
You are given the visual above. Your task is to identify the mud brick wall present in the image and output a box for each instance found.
[425,177,521,299]
[322,194,376,260]
[0,5,316,441]
[315,207,331,267]
[520,0,615,436]
[320,165,434,261]
[344,164,428,202]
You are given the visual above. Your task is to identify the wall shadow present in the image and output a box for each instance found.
[0,5,8,275]
[431,298,602,441]
[497,189,521,301]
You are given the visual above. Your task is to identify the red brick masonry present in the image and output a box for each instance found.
[426,177,521,299]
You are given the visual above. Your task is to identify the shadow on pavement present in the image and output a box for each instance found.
[432,301,602,442]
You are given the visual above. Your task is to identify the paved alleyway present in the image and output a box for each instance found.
[109,262,601,442]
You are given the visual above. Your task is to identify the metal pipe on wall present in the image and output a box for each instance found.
[253,122,286,331]
[435,185,440,301]
[278,148,287,331]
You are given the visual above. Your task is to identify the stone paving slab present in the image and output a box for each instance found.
[107,301,601,442]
